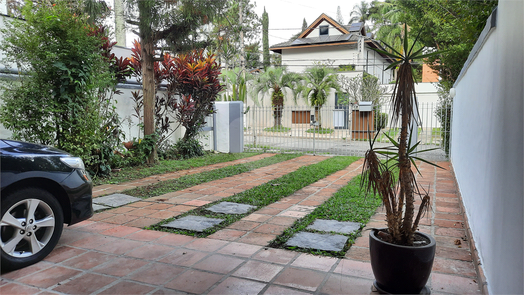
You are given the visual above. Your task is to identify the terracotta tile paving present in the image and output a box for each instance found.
[164,270,223,293]
[16,266,81,288]
[205,160,363,245]
[161,248,209,267]
[126,262,185,285]
[88,155,323,227]
[192,254,245,273]
[208,276,267,294]
[98,280,155,295]
[60,251,115,270]
[1,160,485,294]
[52,273,116,294]
[233,260,284,282]
[92,153,276,197]
[273,267,327,292]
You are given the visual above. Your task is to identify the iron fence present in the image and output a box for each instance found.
[242,102,451,161]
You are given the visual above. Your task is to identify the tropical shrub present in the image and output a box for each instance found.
[166,50,223,144]
[129,43,223,159]
[0,1,130,175]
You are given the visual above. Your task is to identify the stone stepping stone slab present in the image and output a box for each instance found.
[163,216,224,232]
[307,219,361,234]
[92,194,141,207]
[286,232,348,252]
[92,204,110,211]
[206,202,256,214]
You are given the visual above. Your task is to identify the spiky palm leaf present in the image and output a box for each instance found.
[251,67,301,107]
[363,24,442,245]
[251,67,302,127]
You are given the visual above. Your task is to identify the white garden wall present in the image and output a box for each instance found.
[450,2,523,294]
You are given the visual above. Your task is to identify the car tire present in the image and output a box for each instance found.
[1,188,64,272]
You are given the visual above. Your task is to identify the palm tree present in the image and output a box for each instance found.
[251,67,301,127]
[83,0,110,24]
[363,24,442,245]
[349,1,371,25]
[298,66,339,128]
[370,0,422,56]
[220,67,252,102]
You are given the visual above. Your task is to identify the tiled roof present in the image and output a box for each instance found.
[270,33,360,49]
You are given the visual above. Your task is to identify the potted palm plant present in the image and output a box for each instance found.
[363,25,442,294]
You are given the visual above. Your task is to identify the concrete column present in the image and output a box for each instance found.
[114,0,126,47]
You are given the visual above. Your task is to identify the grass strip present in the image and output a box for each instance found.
[148,156,359,237]
[93,152,260,185]
[263,126,291,132]
[122,153,302,199]
[269,174,381,257]
[305,127,334,134]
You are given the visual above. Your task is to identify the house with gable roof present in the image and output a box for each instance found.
[256,13,396,129]
[269,13,395,84]
[255,13,440,130]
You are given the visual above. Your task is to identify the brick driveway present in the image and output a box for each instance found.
[1,155,482,294]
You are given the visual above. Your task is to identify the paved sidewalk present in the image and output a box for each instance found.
[0,159,482,295]
[92,153,276,198]
[208,159,365,246]
[90,155,324,228]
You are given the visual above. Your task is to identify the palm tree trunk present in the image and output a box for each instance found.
[397,63,415,245]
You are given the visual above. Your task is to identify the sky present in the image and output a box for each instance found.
[253,0,363,46]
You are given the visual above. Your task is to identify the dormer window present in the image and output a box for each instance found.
[319,25,329,36]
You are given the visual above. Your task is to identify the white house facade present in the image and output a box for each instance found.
[269,14,395,84]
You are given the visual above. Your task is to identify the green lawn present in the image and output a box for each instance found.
[263,126,291,132]
[306,127,334,134]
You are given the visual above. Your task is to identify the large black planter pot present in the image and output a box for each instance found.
[369,229,436,294]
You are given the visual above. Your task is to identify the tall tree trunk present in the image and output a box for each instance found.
[398,63,415,245]
[141,40,157,163]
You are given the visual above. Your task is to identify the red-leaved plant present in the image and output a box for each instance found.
[165,50,223,141]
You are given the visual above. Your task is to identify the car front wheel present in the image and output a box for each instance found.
[1,188,64,272]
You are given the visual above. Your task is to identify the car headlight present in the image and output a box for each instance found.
[60,157,86,170]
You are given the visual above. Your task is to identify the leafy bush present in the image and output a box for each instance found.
[174,138,205,159]
[129,134,159,164]
[0,1,130,176]
[435,84,452,155]
[375,112,388,131]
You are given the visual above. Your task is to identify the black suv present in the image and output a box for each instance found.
[1,139,93,271]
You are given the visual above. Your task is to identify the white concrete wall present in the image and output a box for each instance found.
[362,47,394,84]
[379,83,440,129]
[0,0,7,15]
[450,2,523,294]
[280,44,393,84]
[281,45,359,73]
